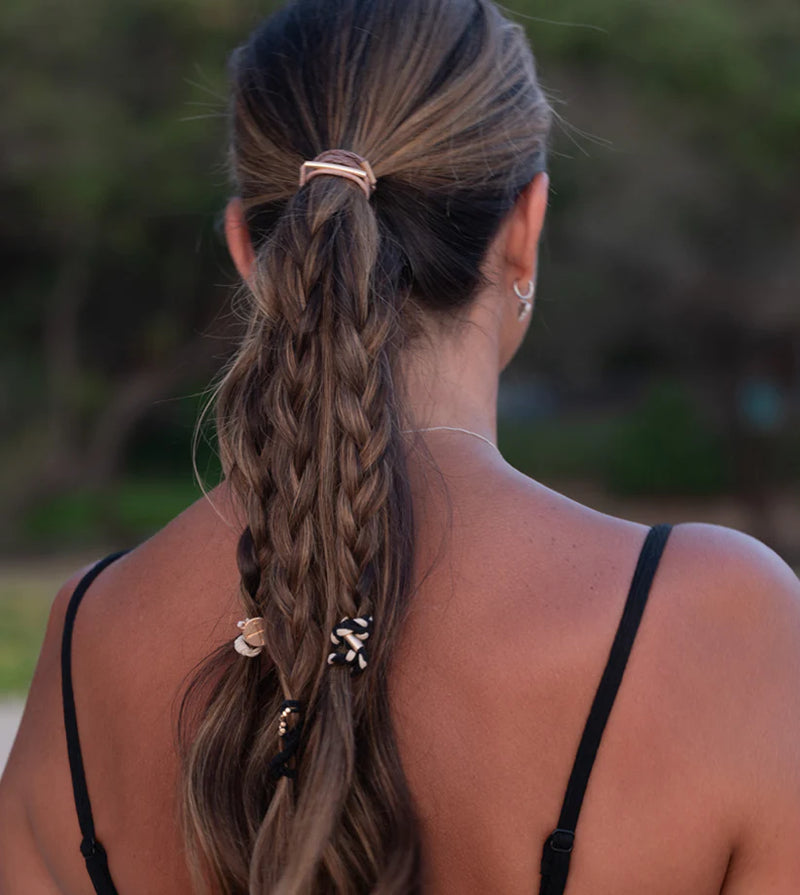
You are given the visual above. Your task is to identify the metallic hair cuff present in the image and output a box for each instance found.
[299,149,377,199]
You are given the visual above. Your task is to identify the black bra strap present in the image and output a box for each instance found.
[539,524,673,895]
[61,551,128,895]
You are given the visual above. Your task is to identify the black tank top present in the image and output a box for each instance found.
[61,524,672,894]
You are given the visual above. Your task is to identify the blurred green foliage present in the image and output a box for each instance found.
[21,478,206,549]
[502,382,733,497]
[605,381,732,496]
[500,415,617,482]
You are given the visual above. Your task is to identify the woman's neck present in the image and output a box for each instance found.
[398,312,501,444]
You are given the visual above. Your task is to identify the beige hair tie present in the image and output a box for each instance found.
[299,149,377,199]
[234,617,266,658]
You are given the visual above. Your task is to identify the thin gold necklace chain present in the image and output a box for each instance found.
[401,426,499,452]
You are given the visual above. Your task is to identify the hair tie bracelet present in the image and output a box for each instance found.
[234,617,266,658]
[299,149,377,199]
[327,616,373,673]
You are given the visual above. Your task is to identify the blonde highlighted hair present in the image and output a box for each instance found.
[179,1,551,892]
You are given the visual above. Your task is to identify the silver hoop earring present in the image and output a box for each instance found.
[514,279,535,322]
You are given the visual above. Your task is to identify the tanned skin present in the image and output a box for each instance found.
[1,177,799,893]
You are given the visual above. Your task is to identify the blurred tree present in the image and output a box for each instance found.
[515,0,800,533]
[1,0,798,548]
[0,0,280,535]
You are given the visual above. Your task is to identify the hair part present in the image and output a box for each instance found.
[179,1,551,892]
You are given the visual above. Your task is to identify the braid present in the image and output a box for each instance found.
[179,0,552,891]
[190,180,419,893]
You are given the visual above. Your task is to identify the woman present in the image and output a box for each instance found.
[1,0,799,892]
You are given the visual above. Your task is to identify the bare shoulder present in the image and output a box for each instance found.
[662,522,800,682]
[666,521,799,593]
[664,523,800,893]
[0,562,95,891]
[2,553,121,784]
[0,487,241,892]
[1,562,91,781]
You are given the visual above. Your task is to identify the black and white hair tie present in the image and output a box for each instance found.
[327,616,373,673]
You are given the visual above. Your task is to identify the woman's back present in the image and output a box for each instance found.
[2,0,800,890]
[3,449,799,893]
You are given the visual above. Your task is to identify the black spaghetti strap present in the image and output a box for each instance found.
[61,551,128,895]
[539,524,673,895]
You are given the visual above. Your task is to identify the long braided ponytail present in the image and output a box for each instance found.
[179,1,552,892]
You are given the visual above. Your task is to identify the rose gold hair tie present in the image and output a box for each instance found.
[299,149,377,199]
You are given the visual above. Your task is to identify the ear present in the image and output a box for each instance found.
[224,197,256,282]
[502,172,550,290]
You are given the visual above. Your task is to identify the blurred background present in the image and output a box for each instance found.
[0,0,799,707]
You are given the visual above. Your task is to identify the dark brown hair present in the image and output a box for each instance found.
[180,1,551,892]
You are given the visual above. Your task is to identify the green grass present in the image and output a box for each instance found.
[2,476,211,696]
[0,565,69,695]
[2,476,215,697]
